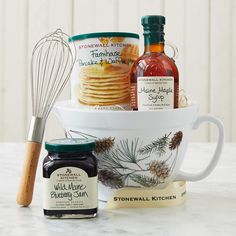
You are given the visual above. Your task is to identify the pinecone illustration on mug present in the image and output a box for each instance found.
[98,169,124,188]
[169,131,183,150]
[95,137,115,154]
[148,160,170,180]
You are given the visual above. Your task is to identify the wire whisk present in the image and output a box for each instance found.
[17,29,76,206]
[32,29,75,119]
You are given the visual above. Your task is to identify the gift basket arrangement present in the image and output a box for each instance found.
[16,15,224,219]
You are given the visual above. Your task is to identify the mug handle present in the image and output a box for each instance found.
[175,115,224,181]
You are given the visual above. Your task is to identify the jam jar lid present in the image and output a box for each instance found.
[45,138,95,153]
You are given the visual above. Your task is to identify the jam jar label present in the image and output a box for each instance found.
[43,167,98,210]
[137,76,174,110]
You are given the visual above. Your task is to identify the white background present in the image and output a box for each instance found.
[0,0,235,142]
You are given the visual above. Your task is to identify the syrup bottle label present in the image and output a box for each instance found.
[137,76,174,110]
[43,167,98,210]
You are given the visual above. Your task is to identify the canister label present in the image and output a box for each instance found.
[43,167,98,210]
[71,36,139,109]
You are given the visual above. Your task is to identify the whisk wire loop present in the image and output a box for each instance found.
[31,29,76,121]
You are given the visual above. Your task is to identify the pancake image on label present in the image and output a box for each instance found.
[110,37,125,43]
[82,84,130,91]
[79,63,131,106]
[121,44,139,64]
[82,63,130,77]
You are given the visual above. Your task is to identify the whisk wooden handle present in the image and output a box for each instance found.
[17,141,42,206]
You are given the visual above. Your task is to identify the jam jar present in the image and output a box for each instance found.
[43,138,98,219]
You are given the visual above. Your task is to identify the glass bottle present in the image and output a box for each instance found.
[130,15,179,110]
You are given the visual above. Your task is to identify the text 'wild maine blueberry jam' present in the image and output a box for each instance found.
[43,138,98,219]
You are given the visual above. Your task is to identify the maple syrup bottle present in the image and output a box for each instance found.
[130,15,179,110]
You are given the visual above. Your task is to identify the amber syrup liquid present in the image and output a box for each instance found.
[130,43,179,110]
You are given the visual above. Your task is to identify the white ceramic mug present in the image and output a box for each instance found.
[54,101,224,200]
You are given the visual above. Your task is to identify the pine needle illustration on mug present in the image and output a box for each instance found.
[67,130,183,188]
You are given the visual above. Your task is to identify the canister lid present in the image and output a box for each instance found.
[69,32,139,42]
[45,138,95,152]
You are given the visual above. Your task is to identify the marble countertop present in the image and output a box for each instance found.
[0,143,236,236]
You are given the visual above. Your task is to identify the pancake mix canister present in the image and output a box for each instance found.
[69,32,139,110]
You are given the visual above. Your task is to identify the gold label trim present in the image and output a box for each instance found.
[105,181,186,209]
